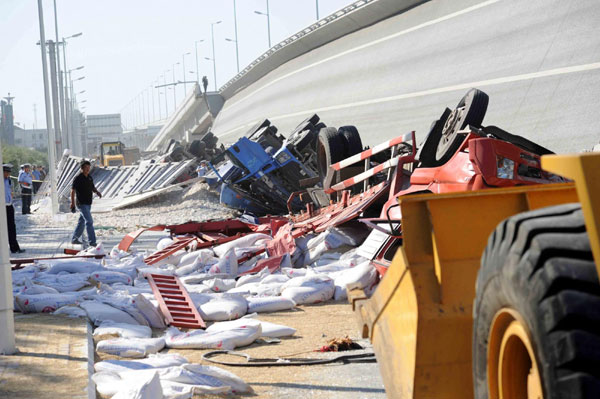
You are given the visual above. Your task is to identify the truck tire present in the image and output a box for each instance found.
[435,88,488,163]
[473,203,600,399]
[339,126,363,158]
[317,127,345,188]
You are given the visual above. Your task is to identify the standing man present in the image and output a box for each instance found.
[31,164,41,194]
[3,164,24,253]
[70,160,101,246]
[18,164,33,214]
[38,165,46,181]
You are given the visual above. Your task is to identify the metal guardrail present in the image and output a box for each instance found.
[219,0,375,92]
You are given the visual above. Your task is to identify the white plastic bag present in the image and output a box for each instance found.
[96,337,165,358]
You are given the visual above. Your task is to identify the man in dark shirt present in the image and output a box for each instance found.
[70,160,102,246]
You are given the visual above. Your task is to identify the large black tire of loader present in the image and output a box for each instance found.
[435,88,488,164]
[339,125,363,159]
[473,203,600,399]
[317,126,345,187]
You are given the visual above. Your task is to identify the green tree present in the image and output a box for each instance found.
[1,145,48,177]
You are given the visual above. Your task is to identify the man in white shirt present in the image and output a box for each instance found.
[3,164,23,253]
[18,163,33,215]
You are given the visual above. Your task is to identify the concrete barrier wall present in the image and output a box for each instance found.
[212,0,600,153]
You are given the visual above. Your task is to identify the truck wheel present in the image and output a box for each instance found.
[317,127,345,188]
[339,126,363,158]
[435,88,488,163]
[473,203,600,399]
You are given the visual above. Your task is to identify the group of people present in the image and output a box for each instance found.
[4,159,102,253]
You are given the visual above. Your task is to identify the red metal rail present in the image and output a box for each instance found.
[146,273,206,329]
[144,237,198,265]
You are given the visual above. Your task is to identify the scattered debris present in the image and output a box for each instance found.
[317,336,363,352]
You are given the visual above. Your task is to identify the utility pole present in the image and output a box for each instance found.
[53,0,68,150]
[156,80,162,120]
[210,21,222,91]
[233,0,240,73]
[33,104,38,129]
[48,41,63,157]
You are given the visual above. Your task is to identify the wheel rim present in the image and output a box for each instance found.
[488,308,544,399]
[436,106,465,159]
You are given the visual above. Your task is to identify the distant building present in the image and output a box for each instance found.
[85,114,122,156]
[13,127,48,151]
[121,125,162,150]
[0,95,15,145]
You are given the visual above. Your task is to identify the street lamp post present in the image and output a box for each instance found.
[182,52,191,94]
[163,71,169,116]
[254,1,271,48]
[194,40,204,85]
[150,84,155,122]
[210,20,222,91]
[156,79,162,119]
[233,0,240,73]
[225,38,239,74]
[172,63,179,107]
[316,0,320,20]
[59,33,82,154]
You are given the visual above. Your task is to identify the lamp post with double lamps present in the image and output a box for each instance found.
[254,1,271,48]
[210,20,222,91]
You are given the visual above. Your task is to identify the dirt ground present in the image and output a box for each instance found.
[0,314,90,399]
[96,302,385,398]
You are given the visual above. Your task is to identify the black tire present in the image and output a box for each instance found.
[188,140,206,158]
[435,88,488,163]
[292,130,316,153]
[473,203,600,399]
[317,127,345,186]
[339,126,363,158]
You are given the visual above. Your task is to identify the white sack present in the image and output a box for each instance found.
[213,233,271,258]
[333,261,378,301]
[197,293,247,321]
[164,321,261,350]
[15,292,82,313]
[80,300,140,326]
[93,321,152,339]
[90,270,133,285]
[110,371,163,399]
[94,353,189,373]
[96,337,165,358]
[203,278,236,293]
[53,305,88,318]
[33,273,91,292]
[44,259,104,274]
[207,249,238,277]
[20,277,60,295]
[210,316,296,338]
[134,294,166,329]
[246,296,296,313]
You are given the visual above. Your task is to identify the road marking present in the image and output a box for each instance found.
[220,0,503,114]
[217,61,600,140]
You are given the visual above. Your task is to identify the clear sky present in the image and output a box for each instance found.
[0,0,352,130]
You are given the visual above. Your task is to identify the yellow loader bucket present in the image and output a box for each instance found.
[349,182,578,398]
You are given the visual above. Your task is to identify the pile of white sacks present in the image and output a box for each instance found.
[11,224,378,399]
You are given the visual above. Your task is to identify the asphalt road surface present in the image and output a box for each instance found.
[212,0,600,154]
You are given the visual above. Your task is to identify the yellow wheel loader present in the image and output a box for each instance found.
[350,152,600,398]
